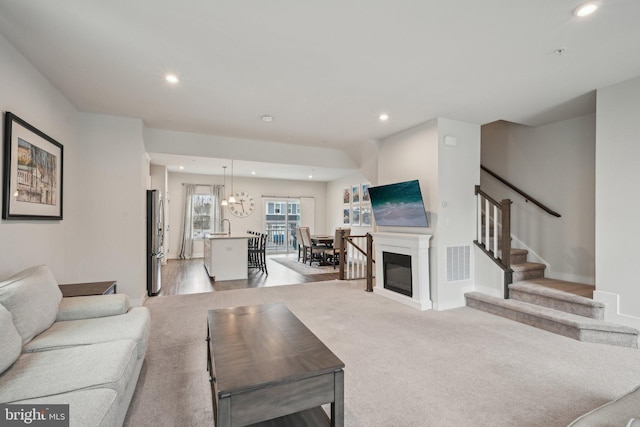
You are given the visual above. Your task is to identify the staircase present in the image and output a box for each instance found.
[466,248,639,348]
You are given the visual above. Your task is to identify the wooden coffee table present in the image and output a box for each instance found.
[206,303,345,427]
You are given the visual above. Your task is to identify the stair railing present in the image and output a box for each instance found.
[475,185,513,298]
[481,165,561,217]
[338,231,375,292]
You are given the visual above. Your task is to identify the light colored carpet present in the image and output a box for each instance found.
[271,257,337,275]
[125,281,640,426]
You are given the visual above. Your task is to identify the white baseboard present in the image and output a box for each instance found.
[593,290,640,329]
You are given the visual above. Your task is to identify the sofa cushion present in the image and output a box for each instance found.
[10,388,119,427]
[23,307,150,359]
[0,304,22,374]
[0,340,137,403]
[0,265,62,345]
[57,294,131,321]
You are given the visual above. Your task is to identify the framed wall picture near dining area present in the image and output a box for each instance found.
[2,112,63,220]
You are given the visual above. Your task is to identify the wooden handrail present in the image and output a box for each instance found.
[475,185,501,207]
[481,165,561,218]
[338,232,375,291]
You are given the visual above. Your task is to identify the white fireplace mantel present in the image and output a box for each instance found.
[373,232,432,310]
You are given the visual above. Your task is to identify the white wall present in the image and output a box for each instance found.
[594,75,640,327]
[66,113,148,304]
[144,128,358,170]
[481,115,596,284]
[0,32,77,280]
[378,119,439,303]
[325,172,374,236]
[377,118,480,310]
[0,33,148,304]
[150,164,169,263]
[436,118,481,309]
[166,172,328,259]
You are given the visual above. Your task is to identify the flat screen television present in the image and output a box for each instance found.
[367,180,429,227]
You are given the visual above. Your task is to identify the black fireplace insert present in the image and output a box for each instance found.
[383,252,412,297]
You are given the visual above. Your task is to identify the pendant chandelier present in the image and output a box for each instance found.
[228,159,236,204]
[221,165,228,206]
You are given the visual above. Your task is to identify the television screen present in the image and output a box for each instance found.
[367,180,429,227]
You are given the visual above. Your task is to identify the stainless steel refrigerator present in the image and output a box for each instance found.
[147,189,164,296]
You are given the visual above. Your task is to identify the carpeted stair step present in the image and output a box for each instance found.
[510,248,529,265]
[511,262,546,282]
[509,280,603,319]
[465,292,638,348]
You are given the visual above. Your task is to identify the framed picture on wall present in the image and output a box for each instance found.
[362,183,370,203]
[2,112,64,220]
[352,206,360,225]
[343,207,350,224]
[361,206,372,226]
[352,185,360,203]
[343,187,350,204]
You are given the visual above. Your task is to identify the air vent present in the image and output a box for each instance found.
[447,245,470,282]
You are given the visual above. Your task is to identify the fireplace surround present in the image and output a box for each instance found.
[373,232,432,310]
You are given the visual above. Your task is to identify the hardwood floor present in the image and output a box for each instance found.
[158,254,340,296]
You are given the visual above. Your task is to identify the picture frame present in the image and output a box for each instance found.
[362,183,370,203]
[352,206,360,226]
[3,112,63,220]
[343,208,350,224]
[362,206,372,226]
[343,187,350,204]
[352,185,360,203]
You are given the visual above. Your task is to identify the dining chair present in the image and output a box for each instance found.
[326,228,351,269]
[300,227,325,265]
[295,227,304,262]
[247,231,268,274]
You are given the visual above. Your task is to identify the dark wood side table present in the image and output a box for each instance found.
[58,281,117,297]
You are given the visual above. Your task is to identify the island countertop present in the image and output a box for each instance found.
[205,233,252,240]
[203,234,249,281]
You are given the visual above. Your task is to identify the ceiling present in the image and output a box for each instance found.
[148,153,356,181]
[1,0,639,178]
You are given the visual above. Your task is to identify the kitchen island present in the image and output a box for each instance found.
[203,233,250,281]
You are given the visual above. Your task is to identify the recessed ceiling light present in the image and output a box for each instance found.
[379,113,389,122]
[251,171,256,175]
[165,74,179,84]
[261,115,274,122]
[308,175,313,179]
[179,166,184,170]
[574,1,599,17]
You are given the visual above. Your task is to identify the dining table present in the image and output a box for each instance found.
[311,235,334,247]
[310,235,334,266]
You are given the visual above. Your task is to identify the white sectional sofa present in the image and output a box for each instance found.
[569,384,640,426]
[0,265,150,427]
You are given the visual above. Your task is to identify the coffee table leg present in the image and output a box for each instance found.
[218,396,231,427]
[331,369,344,427]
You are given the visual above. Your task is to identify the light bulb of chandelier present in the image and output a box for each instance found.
[228,195,236,203]
[221,199,228,206]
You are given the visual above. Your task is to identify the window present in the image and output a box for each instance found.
[264,198,300,253]
[192,193,212,239]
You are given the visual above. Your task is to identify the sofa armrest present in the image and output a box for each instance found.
[56,294,131,321]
